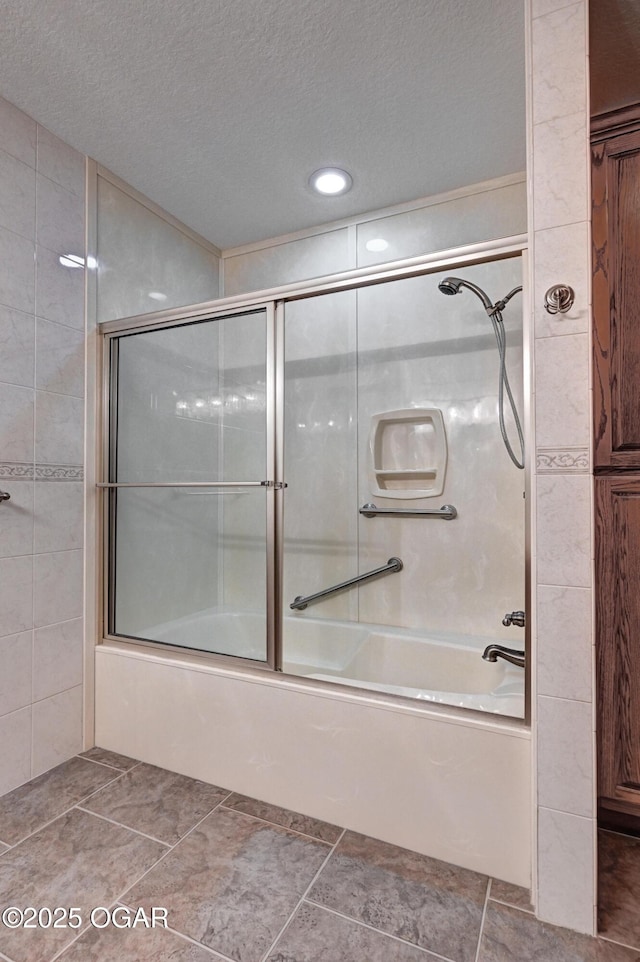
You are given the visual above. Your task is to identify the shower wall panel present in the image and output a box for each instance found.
[221,174,526,298]
[283,292,358,622]
[356,259,525,638]
[95,173,220,323]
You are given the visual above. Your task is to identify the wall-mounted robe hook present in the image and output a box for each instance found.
[544,284,575,314]
[0,491,10,503]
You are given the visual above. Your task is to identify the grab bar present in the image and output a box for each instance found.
[360,502,457,520]
[290,557,403,611]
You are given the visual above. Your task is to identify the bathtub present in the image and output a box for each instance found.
[142,609,524,718]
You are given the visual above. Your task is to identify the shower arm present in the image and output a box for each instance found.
[290,557,403,611]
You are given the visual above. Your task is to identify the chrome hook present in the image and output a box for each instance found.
[0,491,10,503]
[544,284,575,315]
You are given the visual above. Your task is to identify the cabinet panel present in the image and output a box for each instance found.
[593,124,640,467]
[596,475,640,817]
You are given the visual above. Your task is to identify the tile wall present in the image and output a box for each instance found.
[0,96,86,793]
[529,0,595,935]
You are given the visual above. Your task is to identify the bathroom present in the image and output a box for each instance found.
[0,0,605,956]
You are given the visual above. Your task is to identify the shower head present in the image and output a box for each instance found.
[437,276,494,312]
[437,277,464,296]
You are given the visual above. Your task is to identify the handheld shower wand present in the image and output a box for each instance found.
[438,276,525,470]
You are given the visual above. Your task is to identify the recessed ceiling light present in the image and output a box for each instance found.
[309,168,353,196]
[365,238,389,252]
[148,291,168,301]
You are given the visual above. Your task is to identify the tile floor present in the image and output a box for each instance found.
[0,750,637,961]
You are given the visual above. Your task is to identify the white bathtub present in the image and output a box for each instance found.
[143,609,524,718]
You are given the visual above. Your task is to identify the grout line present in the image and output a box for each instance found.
[110,792,234,909]
[217,802,337,846]
[145,918,234,960]
[598,933,640,953]
[74,806,172,848]
[257,828,346,962]
[487,896,535,915]
[473,878,491,962]
[301,899,454,960]
[74,753,141,774]
[0,779,125,849]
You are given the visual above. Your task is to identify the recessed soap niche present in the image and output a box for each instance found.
[368,408,448,499]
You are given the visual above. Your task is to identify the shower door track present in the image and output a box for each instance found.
[97,234,530,723]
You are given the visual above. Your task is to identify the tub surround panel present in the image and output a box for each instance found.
[95,172,219,323]
[95,646,532,887]
[356,178,526,269]
[0,96,86,792]
[223,228,351,297]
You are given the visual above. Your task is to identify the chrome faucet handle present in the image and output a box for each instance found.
[0,490,10,503]
[502,610,525,628]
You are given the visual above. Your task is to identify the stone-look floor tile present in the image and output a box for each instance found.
[0,841,8,854]
[489,878,534,913]
[599,830,640,949]
[80,746,140,771]
[0,808,167,962]
[82,763,230,844]
[0,756,120,845]
[223,793,342,843]
[56,918,219,961]
[308,831,488,962]
[125,806,331,962]
[266,901,439,961]
[478,902,640,962]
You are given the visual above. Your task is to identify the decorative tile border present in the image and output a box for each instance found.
[35,463,84,481]
[536,447,590,474]
[0,461,34,480]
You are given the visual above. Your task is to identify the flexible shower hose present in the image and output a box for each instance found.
[488,307,525,470]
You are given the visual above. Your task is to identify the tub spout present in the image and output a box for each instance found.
[482,644,525,669]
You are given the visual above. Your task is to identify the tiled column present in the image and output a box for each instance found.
[529,0,595,934]
[0,96,86,793]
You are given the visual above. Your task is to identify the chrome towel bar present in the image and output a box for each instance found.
[359,502,457,519]
[291,557,403,611]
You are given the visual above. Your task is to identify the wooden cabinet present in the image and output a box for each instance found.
[593,106,640,827]
[592,109,640,468]
[596,476,640,821]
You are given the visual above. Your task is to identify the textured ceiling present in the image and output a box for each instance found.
[0,0,525,248]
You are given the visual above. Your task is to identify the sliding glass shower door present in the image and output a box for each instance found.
[106,307,274,664]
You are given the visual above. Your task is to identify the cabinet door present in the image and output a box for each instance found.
[596,475,640,817]
[593,126,640,467]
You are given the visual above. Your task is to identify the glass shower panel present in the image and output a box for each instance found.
[109,310,270,661]
[281,259,525,717]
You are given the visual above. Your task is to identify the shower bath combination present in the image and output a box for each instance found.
[438,276,525,469]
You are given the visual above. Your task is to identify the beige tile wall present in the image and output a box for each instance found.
[0,97,86,792]
[529,0,596,935]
